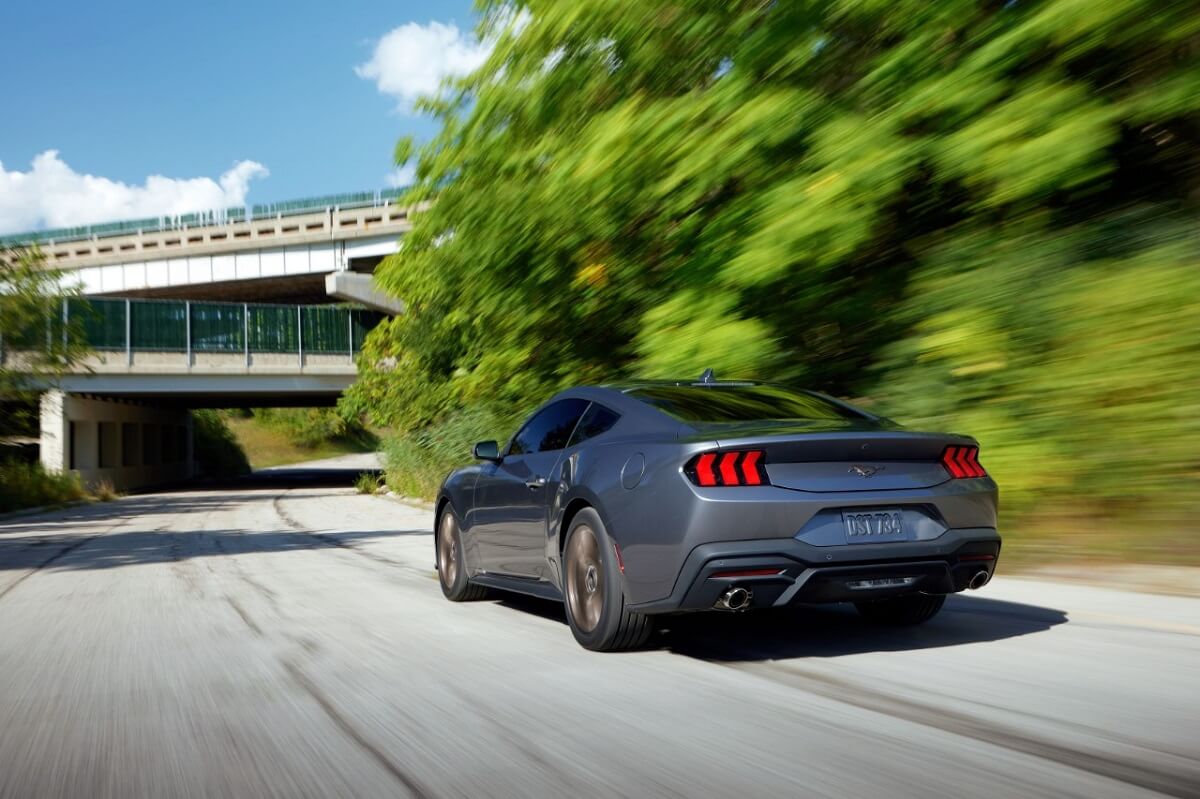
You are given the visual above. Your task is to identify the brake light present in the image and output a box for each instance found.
[942,445,986,479]
[685,450,769,487]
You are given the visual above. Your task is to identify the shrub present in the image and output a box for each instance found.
[0,460,87,513]
[90,479,119,502]
[354,472,383,495]
[192,410,251,477]
[382,405,511,500]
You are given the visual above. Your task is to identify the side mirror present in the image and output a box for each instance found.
[473,440,501,462]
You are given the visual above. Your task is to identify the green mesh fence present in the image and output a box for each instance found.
[131,301,187,351]
[190,303,245,352]
[301,306,350,353]
[248,305,299,353]
[27,298,379,355]
[69,298,126,349]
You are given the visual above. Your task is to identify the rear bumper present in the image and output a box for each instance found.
[627,528,1001,614]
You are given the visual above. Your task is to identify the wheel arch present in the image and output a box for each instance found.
[434,494,452,534]
[559,497,594,558]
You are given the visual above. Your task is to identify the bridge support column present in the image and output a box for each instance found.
[39,390,195,492]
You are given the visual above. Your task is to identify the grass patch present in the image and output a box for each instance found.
[91,479,120,502]
[224,413,379,470]
[381,407,508,501]
[0,461,88,514]
[354,472,383,495]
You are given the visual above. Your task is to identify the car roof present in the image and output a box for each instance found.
[543,380,771,433]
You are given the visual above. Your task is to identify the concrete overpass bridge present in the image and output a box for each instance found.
[1,190,409,490]
[0,189,410,310]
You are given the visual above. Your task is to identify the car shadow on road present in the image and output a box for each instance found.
[661,596,1067,660]
[493,592,1067,659]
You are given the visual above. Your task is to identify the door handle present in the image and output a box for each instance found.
[525,477,547,490]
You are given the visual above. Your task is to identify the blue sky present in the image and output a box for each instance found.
[0,0,481,233]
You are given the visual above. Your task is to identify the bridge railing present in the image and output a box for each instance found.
[0,187,408,249]
[3,297,382,362]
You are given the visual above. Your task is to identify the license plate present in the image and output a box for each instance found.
[842,508,908,544]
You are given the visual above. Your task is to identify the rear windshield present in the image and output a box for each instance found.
[627,385,870,424]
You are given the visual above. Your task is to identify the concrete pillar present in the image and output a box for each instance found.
[38,391,195,491]
[39,389,68,473]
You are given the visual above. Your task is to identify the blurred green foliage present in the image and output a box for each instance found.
[192,410,251,478]
[1,246,87,401]
[381,406,509,500]
[348,0,1200,560]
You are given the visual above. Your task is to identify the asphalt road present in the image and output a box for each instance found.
[1,459,1197,798]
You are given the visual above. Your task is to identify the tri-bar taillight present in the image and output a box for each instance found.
[942,445,987,479]
[685,450,769,487]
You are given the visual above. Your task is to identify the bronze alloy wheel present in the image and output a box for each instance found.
[566,523,604,633]
[438,511,459,588]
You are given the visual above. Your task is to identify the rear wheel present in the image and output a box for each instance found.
[437,508,487,601]
[563,509,653,651]
[854,593,945,626]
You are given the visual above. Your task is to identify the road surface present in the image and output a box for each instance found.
[1,458,1197,798]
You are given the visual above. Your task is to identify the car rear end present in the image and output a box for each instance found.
[611,384,1000,614]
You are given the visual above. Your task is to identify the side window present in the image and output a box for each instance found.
[507,399,589,455]
[568,403,620,448]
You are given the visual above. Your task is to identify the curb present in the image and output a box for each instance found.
[372,492,436,512]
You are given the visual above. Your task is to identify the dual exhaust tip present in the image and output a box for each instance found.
[715,586,753,611]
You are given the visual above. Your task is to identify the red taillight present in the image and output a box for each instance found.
[740,450,763,485]
[686,450,769,487]
[942,445,986,479]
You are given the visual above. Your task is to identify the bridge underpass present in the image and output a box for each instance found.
[1,190,407,491]
[5,297,380,492]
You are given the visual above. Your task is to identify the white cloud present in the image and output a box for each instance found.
[0,151,268,234]
[356,21,492,110]
[386,163,417,188]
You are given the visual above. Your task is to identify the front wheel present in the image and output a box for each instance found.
[563,508,653,652]
[437,508,487,601]
[854,593,945,625]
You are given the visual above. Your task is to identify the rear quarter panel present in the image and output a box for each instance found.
[557,438,717,605]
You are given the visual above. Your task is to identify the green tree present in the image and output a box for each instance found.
[352,0,1200,558]
[1,247,87,435]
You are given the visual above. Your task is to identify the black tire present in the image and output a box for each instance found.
[855,593,946,626]
[436,507,488,601]
[562,508,653,652]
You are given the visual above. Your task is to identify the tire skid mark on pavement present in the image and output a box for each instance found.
[208,488,435,798]
[270,490,427,577]
[0,535,101,601]
[711,657,1200,798]
[225,595,264,636]
[0,509,148,602]
[463,697,600,797]
[282,660,433,799]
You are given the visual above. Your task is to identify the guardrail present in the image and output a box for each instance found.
[0,187,408,248]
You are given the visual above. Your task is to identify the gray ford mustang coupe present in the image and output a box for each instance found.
[435,373,1000,651]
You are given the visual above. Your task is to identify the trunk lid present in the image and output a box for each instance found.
[698,421,972,492]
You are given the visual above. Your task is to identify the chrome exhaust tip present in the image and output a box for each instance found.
[968,570,991,590]
[715,586,753,611]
